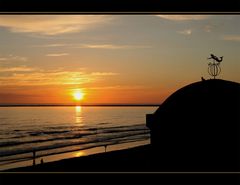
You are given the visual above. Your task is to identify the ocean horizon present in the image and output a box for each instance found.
[0,104,161,107]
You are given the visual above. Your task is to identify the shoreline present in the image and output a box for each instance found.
[5,144,153,172]
[2,140,150,172]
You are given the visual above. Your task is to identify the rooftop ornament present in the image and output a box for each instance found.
[207,54,223,79]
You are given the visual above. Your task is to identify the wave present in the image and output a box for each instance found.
[0,136,150,166]
[0,124,147,147]
[0,124,150,162]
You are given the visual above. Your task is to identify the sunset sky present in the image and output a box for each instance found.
[0,15,239,104]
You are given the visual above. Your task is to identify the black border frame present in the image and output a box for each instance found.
[0,0,239,184]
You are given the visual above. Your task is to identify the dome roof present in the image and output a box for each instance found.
[146,79,240,171]
[155,79,240,116]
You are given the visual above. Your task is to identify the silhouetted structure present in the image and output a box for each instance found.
[208,54,223,63]
[146,79,240,171]
[207,54,223,79]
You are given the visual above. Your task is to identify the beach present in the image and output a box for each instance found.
[6,144,153,172]
[2,144,239,185]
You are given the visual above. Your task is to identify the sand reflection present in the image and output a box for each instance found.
[74,151,85,157]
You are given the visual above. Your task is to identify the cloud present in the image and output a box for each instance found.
[0,66,35,72]
[0,67,119,86]
[78,44,151,49]
[87,85,144,90]
[177,29,192,35]
[46,53,69,57]
[34,43,151,50]
[0,55,27,62]
[33,43,68,47]
[90,72,119,76]
[0,15,113,35]
[156,15,209,21]
[204,25,213,33]
[0,71,90,86]
[222,35,240,42]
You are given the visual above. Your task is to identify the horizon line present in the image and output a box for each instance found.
[0,103,160,107]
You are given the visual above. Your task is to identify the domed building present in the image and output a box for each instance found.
[146,79,240,171]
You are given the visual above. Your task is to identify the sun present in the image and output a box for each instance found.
[73,90,84,101]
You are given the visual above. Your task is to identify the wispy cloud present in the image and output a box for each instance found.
[177,29,192,35]
[156,15,209,21]
[222,35,240,42]
[33,43,68,47]
[79,44,151,49]
[0,55,27,62]
[204,25,213,33]
[0,66,35,72]
[34,43,151,50]
[90,72,119,76]
[87,85,144,90]
[0,15,113,35]
[46,53,69,57]
[0,71,88,86]
[0,66,119,86]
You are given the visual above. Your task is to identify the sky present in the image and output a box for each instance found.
[0,15,239,105]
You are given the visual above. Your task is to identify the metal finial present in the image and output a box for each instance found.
[207,54,223,79]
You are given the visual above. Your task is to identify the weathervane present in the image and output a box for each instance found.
[207,54,223,79]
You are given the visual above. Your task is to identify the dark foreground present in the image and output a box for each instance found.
[5,144,240,172]
[2,145,240,185]
[8,145,152,172]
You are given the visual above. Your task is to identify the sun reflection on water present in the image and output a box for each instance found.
[75,106,83,124]
[75,106,82,113]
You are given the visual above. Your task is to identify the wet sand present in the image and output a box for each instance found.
[6,144,153,172]
[1,140,150,171]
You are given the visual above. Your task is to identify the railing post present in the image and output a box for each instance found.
[33,151,36,166]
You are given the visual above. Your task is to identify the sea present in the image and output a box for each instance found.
[0,106,157,171]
